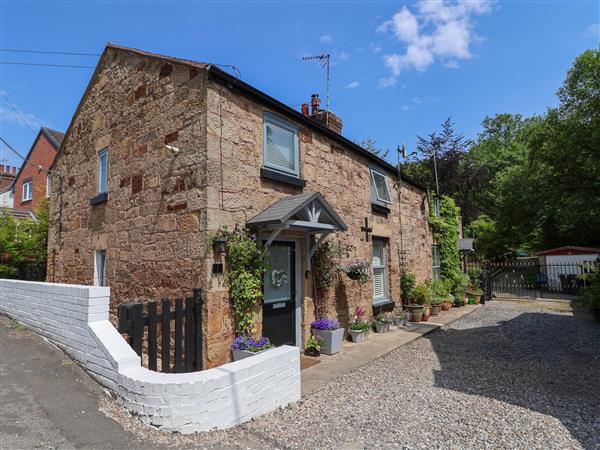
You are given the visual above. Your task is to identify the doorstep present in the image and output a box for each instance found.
[300,304,480,396]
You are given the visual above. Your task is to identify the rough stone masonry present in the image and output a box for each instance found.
[48,44,433,368]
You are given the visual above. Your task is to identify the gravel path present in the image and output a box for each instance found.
[103,300,600,449]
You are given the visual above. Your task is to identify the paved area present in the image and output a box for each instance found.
[301,304,480,395]
[2,300,599,449]
[0,315,150,449]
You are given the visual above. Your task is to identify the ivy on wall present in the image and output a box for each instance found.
[429,196,468,297]
[212,227,268,336]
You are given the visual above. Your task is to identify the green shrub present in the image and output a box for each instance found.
[411,283,431,305]
[400,270,416,302]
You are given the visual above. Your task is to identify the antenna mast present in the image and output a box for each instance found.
[302,54,331,120]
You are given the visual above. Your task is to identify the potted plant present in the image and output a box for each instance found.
[373,313,392,333]
[393,309,407,327]
[341,259,370,284]
[408,283,430,322]
[422,305,431,321]
[400,270,417,305]
[231,335,273,361]
[430,297,443,315]
[442,293,454,311]
[466,285,483,304]
[304,335,323,357]
[348,307,371,342]
[311,318,344,355]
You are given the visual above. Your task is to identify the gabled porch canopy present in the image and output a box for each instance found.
[247,192,347,270]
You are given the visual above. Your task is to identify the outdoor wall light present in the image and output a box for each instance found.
[213,237,228,254]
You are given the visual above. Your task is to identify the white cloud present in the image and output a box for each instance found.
[373,46,382,53]
[377,0,493,86]
[585,23,599,38]
[337,51,350,61]
[345,81,360,89]
[401,104,410,111]
[320,34,333,44]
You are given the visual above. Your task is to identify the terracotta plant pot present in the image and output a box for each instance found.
[441,301,451,311]
[472,294,481,304]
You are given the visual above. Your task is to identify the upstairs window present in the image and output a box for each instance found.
[263,112,299,177]
[370,169,392,204]
[22,179,32,201]
[97,148,108,194]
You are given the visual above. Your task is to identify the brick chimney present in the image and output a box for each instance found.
[301,103,309,116]
[306,93,343,134]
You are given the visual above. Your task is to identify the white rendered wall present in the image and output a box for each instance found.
[0,279,301,433]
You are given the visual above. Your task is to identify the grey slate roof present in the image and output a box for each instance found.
[0,208,37,221]
[247,192,347,231]
[42,127,65,148]
[458,238,475,252]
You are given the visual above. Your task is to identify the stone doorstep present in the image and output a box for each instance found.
[300,304,481,396]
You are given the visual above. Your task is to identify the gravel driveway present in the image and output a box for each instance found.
[120,299,600,450]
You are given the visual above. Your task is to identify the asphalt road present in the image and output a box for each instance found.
[0,315,151,450]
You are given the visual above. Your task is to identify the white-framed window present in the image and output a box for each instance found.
[94,250,107,286]
[372,238,389,304]
[432,245,441,281]
[263,112,299,177]
[46,175,51,198]
[370,169,392,204]
[97,148,108,194]
[22,179,33,201]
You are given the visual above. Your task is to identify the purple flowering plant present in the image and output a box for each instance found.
[340,258,371,285]
[231,335,273,353]
[311,318,341,331]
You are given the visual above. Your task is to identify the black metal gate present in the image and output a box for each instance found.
[481,260,593,300]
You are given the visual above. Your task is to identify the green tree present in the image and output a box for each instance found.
[0,199,49,280]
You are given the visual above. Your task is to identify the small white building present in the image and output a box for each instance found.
[537,246,599,290]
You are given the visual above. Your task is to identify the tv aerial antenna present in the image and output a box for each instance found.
[302,54,331,117]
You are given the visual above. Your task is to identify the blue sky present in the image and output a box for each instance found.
[1,1,598,169]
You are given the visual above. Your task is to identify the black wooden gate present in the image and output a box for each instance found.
[117,288,203,373]
[477,261,593,300]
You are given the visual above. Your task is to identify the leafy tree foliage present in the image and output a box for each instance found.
[0,199,49,280]
[407,49,600,258]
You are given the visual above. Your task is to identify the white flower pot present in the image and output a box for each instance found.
[231,348,271,361]
[348,329,367,343]
[311,327,345,355]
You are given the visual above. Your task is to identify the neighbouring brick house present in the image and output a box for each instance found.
[0,164,18,208]
[48,44,434,368]
[8,127,64,212]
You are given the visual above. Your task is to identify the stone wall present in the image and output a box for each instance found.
[0,279,301,433]
[47,48,210,319]
[204,79,433,354]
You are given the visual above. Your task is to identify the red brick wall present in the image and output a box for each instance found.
[13,133,57,211]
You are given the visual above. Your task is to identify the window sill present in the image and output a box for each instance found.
[21,199,32,204]
[261,167,306,188]
[90,192,108,206]
[372,300,395,315]
[371,203,390,215]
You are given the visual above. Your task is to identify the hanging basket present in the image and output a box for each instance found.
[347,271,361,281]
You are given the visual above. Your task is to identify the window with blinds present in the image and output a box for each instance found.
[263,113,299,176]
[372,239,388,304]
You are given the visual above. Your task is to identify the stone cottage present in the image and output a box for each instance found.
[47,44,433,368]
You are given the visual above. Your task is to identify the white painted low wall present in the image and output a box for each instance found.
[0,279,301,433]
